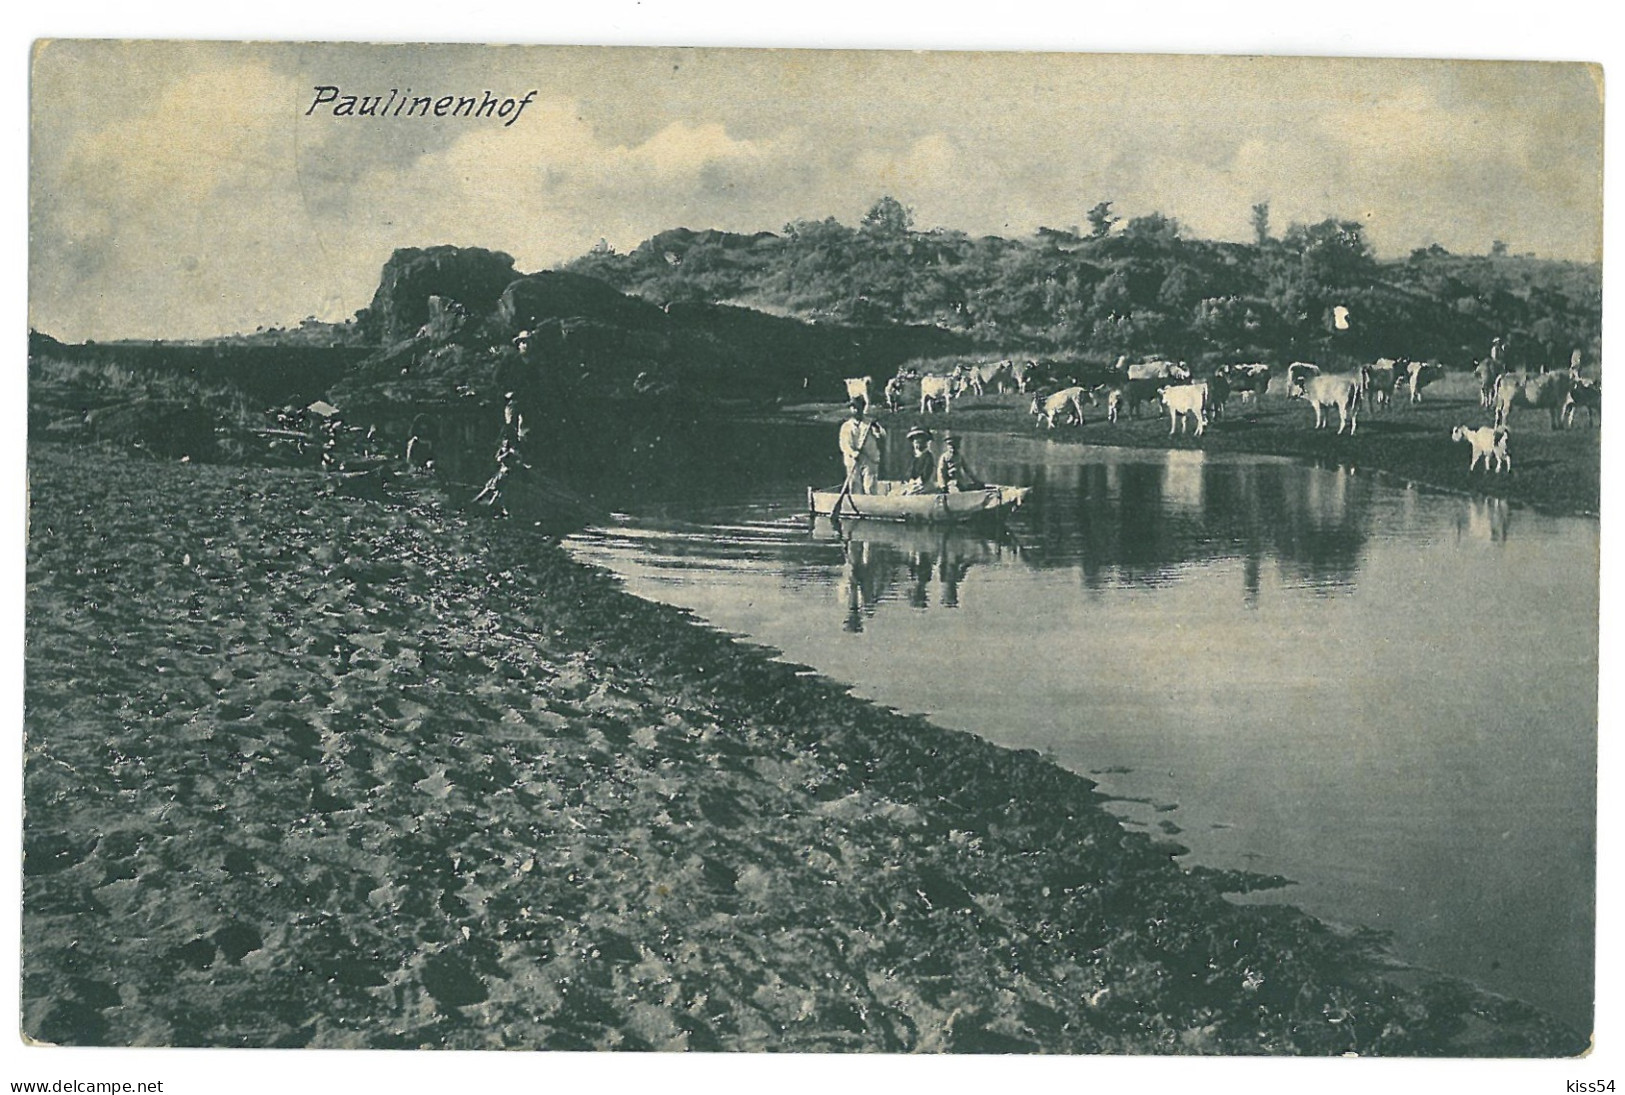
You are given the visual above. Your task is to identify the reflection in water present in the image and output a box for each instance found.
[562,428,1595,1032]
[815,517,1019,628]
[993,449,1372,600]
[1457,495,1512,543]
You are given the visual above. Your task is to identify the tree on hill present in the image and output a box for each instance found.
[1251,202,1271,246]
[1123,212,1182,242]
[1086,201,1119,239]
[860,196,914,236]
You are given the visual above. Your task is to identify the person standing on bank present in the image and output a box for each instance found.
[838,397,885,494]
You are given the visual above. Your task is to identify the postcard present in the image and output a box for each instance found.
[23,38,1603,1074]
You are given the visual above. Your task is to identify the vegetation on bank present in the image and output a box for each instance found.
[565,197,1601,373]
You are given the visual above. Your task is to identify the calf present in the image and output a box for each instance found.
[1160,381,1211,437]
[1030,386,1091,428]
[1451,424,1510,473]
[1294,372,1363,434]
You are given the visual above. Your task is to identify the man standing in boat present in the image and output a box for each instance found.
[838,397,885,494]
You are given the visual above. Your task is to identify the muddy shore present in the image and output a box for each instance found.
[23,443,1587,1054]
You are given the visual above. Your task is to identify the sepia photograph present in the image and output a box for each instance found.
[14,9,1614,1090]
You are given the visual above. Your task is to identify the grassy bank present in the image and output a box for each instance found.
[23,444,1586,1054]
[850,373,1600,516]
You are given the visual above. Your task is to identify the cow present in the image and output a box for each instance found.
[1493,370,1573,429]
[1160,382,1211,437]
[1101,377,1172,423]
[1285,362,1321,398]
[1128,359,1191,382]
[843,376,873,409]
[1475,357,1512,409]
[1030,386,1091,428]
[919,374,957,414]
[1362,359,1403,411]
[1203,370,1232,420]
[961,360,1015,396]
[1217,363,1272,403]
[1402,360,1446,404]
[1293,372,1363,434]
[1563,377,1600,427]
[1008,359,1041,393]
[1451,424,1511,473]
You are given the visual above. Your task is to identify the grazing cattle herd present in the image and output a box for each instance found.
[849,342,1599,476]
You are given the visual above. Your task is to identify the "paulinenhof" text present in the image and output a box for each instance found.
[306,86,538,127]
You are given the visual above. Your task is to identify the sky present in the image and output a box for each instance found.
[29,41,1603,342]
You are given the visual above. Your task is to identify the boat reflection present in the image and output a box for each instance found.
[812,516,1025,630]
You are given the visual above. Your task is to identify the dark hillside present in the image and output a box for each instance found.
[564,200,1601,374]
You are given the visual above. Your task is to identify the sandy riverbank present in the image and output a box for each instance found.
[22,444,1586,1054]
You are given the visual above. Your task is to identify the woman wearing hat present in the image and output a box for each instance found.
[901,427,937,494]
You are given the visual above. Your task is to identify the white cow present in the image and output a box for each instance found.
[1451,424,1510,473]
[919,374,957,414]
[1160,382,1211,437]
[1030,386,1090,428]
[1295,373,1363,434]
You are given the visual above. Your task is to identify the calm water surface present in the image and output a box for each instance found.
[562,423,1598,1031]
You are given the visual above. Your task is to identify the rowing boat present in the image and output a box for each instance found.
[807,481,1031,523]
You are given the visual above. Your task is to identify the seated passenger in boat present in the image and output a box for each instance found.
[901,427,938,495]
[935,434,984,493]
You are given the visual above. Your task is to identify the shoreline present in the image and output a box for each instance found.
[769,381,1601,520]
[22,443,1588,1053]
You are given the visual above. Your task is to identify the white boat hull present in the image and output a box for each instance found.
[808,481,1030,523]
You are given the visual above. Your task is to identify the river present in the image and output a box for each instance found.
[558,420,1598,1034]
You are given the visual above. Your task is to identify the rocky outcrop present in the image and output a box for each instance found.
[360,246,519,344]
[496,270,667,335]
